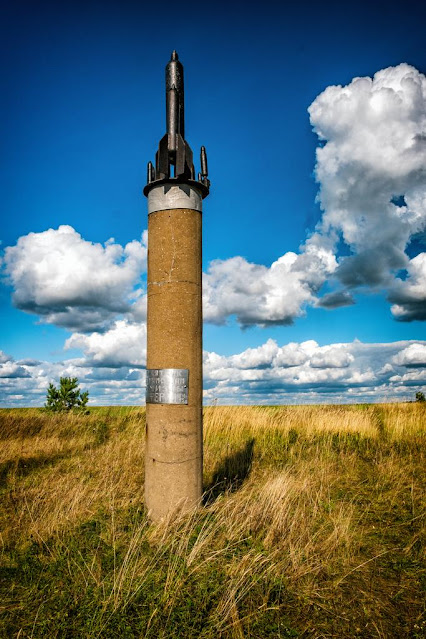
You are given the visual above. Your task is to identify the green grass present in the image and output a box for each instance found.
[0,403,425,638]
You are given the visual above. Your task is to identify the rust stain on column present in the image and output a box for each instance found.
[145,203,203,520]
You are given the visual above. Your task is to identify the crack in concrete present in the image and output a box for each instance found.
[152,455,202,465]
[167,219,176,282]
[149,280,198,286]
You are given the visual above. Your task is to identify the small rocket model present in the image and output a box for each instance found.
[144,51,210,196]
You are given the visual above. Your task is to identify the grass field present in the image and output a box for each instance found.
[0,403,425,638]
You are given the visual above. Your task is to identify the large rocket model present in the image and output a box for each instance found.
[143,51,210,521]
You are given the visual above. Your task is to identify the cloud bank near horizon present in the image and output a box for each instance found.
[0,338,425,407]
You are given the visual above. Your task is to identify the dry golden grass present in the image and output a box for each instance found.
[0,403,425,638]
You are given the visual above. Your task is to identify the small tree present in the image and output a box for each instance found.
[415,391,425,403]
[45,377,89,412]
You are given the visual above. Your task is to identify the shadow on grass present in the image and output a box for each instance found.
[0,452,70,484]
[204,438,255,505]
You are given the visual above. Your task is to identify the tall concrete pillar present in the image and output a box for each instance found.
[144,186,203,520]
[143,52,210,521]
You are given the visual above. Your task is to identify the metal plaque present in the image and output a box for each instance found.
[146,369,189,405]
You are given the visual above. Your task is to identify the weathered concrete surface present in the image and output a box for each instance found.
[145,204,203,521]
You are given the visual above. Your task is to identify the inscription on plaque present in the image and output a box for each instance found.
[146,369,189,405]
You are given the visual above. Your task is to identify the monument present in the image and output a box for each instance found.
[143,51,210,521]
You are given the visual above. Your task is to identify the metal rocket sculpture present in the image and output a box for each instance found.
[144,51,210,197]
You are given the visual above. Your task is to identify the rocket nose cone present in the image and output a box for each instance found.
[171,50,179,61]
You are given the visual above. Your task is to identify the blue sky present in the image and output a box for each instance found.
[1,0,425,406]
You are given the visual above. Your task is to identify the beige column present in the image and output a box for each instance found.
[145,184,203,521]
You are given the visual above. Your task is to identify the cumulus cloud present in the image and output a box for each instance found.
[203,242,336,327]
[309,345,354,369]
[227,338,279,369]
[65,319,146,367]
[389,252,426,321]
[389,368,426,386]
[3,226,147,332]
[392,342,426,367]
[309,63,426,318]
[0,351,31,378]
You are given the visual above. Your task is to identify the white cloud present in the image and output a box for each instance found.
[309,63,426,317]
[65,319,146,367]
[203,242,336,327]
[310,345,354,369]
[229,339,279,369]
[389,369,426,385]
[392,342,426,367]
[389,252,426,321]
[272,341,316,367]
[3,226,147,331]
[0,351,31,378]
